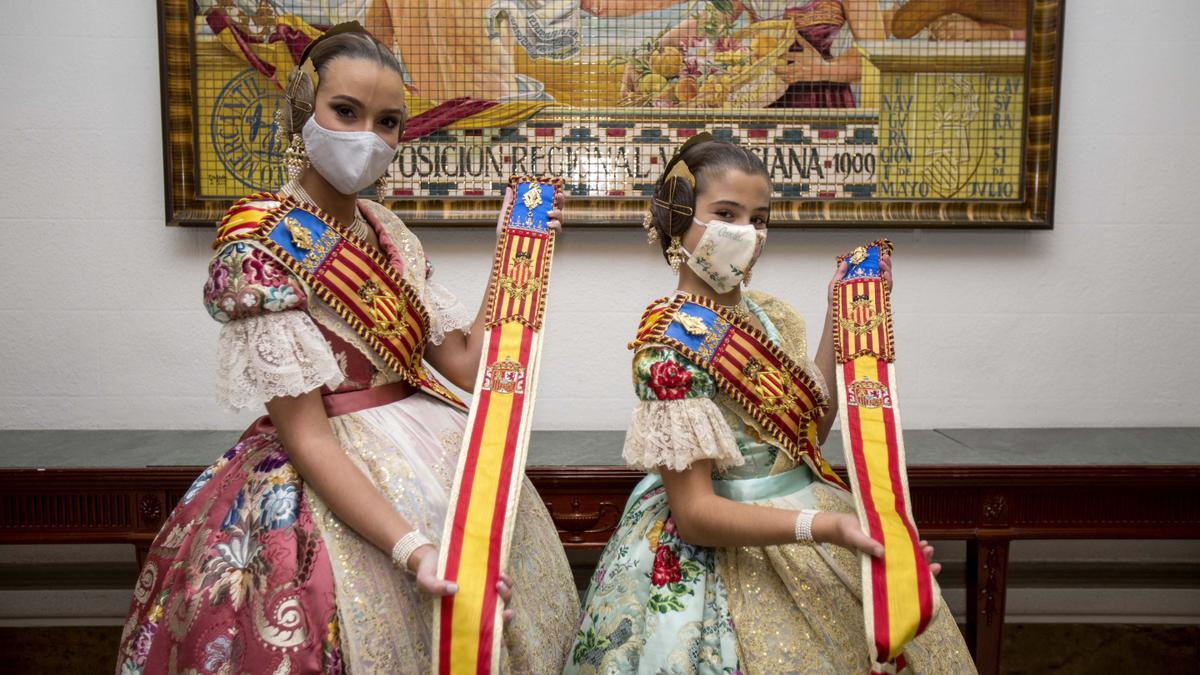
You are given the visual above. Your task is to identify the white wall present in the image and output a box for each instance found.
[1,1,1198,431]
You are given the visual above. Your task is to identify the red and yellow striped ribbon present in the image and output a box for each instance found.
[213,192,278,245]
[833,241,934,673]
[434,177,558,675]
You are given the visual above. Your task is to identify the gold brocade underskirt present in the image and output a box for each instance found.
[307,398,579,674]
[718,482,975,674]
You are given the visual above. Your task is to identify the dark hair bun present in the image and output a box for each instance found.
[647,139,771,261]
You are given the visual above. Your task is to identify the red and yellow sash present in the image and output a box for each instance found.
[434,177,559,675]
[631,293,845,488]
[213,193,465,410]
[833,241,934,674]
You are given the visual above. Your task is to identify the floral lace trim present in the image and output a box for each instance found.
[424,280,473,346]
[216,311,345,410]
[623,398,745,473]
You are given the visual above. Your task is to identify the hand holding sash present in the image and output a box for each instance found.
[833,241,935,674]
[434,177,561,675]
[828,249,893,305]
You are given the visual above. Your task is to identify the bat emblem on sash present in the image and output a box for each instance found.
[839,294,885,335]
[499,250,542,299]
[284,216,313,250]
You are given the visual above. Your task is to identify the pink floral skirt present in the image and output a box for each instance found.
[116,431,342,674]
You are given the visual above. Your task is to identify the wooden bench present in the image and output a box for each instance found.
[1,428,1197,675]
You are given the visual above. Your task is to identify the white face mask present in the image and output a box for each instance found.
[302,116,397,195]
[684,218,767,293]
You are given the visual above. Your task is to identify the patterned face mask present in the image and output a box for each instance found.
[684,218,768,293]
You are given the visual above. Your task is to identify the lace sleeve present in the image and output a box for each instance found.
[216,311,345,411]
[623,346,743,472]
[623,398,744,473]
[424,279,474,346]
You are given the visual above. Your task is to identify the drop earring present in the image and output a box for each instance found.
[742,268,753,287]
[667,236,686,275]
[376,172,390,201]
[377,149,399,200]
[283,133,309,182]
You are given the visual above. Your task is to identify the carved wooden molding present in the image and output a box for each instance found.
[3,465,1197,545]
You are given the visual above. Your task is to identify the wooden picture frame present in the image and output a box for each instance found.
[159,0,1063,228]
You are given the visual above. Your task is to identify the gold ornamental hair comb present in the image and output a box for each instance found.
[287,21,370,109]
[651,132,714,217]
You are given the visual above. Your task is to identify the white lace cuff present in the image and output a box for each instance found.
[623,398,745,473]
[424,280,473,346]
[216,311,345,410]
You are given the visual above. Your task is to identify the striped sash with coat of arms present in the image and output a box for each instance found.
[212,192,465,410]
[833,240,935,674]
[630,293,846,488]
[433,177,561,675]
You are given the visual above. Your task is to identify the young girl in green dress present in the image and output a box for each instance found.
[564,134,975,674]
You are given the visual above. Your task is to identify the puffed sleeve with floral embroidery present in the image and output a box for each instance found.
[203,241,344,410]
[622,347,744,473]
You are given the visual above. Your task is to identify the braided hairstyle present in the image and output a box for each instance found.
[278,24,407,140]
[648,135,771,262]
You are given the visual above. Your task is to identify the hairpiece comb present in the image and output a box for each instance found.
[652,132,713,217]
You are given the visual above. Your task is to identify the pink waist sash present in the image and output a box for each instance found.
[239,381,417,440]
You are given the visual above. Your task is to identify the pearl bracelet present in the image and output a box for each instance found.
[390,531,432,572]
[794,509,819,543]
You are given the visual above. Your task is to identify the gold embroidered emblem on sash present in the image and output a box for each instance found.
[499,250,542,299]
[482,357,526,395]
[522,185,543,210]
[839,294,886,335]
[358,280,408,338]
[284,216,313,250]
[676,312,709,336]
[847,245,868,266]
[742,357,796,415]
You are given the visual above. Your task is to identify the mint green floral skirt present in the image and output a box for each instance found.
[564,467,975,674]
